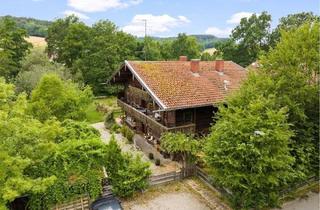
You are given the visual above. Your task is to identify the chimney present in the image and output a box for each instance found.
[179,56,188,61]
[215,60,224,72]
[191,59,200,73]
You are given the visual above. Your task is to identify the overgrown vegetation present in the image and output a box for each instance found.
[160,132,199,170]
[0,78,150,209]
[15,48,73,95]
[205,21,319,209]
[28,74,93,122]
[105,136,151,197]
[120,125,135,143]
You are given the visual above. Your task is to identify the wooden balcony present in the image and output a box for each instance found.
[117,99,195,138]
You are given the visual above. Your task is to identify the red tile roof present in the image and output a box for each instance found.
[126,60,247,110]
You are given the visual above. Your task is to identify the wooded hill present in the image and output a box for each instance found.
[0,15,226,49]
[0,15,51,37]
[139,34,227,49]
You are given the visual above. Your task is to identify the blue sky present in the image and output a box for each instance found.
[0,0,319,37]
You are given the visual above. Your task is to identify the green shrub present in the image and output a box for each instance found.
[105,138,151,197]
[110,123,121,133]
[104,110,115,129]
[120,125,134,143]
[58,119,100,143]
[126,128,134,143]
[148,153,154,160]
[28,74,93,122]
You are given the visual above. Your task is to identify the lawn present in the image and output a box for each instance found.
[85,97,118,123]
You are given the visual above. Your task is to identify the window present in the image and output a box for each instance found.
[184,110,193,123]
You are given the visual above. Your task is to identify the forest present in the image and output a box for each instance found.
[0,11,319,210]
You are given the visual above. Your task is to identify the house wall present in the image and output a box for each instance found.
[195,106,217,134]
[176,108,194,126]
[164,111,176,127]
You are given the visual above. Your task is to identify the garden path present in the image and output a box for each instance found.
[91,122,179,175]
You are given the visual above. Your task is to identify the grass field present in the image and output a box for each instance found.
[85,97,118,123]
[202,47,217,55]
[25,36,47,50]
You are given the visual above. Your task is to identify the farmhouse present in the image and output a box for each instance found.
[112,56,247,142]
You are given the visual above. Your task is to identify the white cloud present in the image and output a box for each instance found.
[226,12,254,24]
[129,0,143,5]
[67,0,142,13]
[63,10,90,20]
[205,27,232,38]
[122,14,190,37]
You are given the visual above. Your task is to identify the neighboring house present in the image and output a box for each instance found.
[111,56,247,141]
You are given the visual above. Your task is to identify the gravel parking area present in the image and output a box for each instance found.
[121,179,229,210]
[125,192,211,210]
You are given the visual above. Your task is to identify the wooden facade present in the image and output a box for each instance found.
[112,64,217,140]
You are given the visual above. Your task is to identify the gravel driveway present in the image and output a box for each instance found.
[126,192,211,210]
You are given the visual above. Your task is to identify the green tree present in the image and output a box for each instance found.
[46,15,90,68]
[269,12,320,47]
[0,78,107,209]
[259,22,320,175]
[28,138,109,209]
[0,78,151,209]
[218,12,271,67]
[104,136,151,197]
[73,20,137,94]
[0,79,57,208]
[59,119,100,142]
[0,17,31,79]
[160,132,199,171]
[215,39,249,65]
[159,40,174,60]
[0,149,56,210]
[15,48,73,95]
[171,33,201,59]
[136,37,162,61]
[205,94,295,209]
[29,74,93,121]
[205,22,319,208]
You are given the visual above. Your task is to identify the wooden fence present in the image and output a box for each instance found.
[195,166,233,197]
[52,196,90,210]
[148,166,233,198]
[280,176,318,197]
[149,171,182,186]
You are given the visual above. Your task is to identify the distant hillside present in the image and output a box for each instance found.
[1,16,227,49]
[191,34,227,49]
[0,15,51,37]
[139,34,227,49]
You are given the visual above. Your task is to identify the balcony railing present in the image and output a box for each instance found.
[117,99,196,138]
